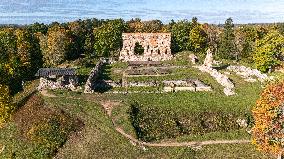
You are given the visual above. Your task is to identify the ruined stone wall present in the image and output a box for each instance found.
[119,33,172,61]
[38,76,78,91]
[84,60,104,93]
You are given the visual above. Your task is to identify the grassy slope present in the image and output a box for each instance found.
[47,91,272,159]
[43,95,196,159]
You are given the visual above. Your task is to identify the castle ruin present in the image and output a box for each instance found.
[119,33,172,61]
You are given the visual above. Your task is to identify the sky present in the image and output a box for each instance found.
[0,0,283,24]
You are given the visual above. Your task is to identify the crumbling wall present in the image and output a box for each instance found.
[38,76,78,91]
[84,60,104,93]
[119,33,172,61]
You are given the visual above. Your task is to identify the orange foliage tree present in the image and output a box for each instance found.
[252,81,284,158]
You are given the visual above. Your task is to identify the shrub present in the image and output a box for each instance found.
[0,84,15,126]
[129,102,241,142]
[252,81,284,158]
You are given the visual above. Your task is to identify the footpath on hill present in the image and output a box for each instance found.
[40,91,250,148]
[99,100,251,148]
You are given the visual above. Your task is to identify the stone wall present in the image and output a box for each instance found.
[227,65,269,82]
[84,60,104,93]
[163,79,212,92]
[196,66,235,96]
[38,76,78,91]
[119,33,172,61]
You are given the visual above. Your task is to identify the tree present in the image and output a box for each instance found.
[203,23,221,54]
[126,18,144,33]
[235,25,258,60]
[252,81,284,158]
[253,30,284,73]
[189,18,208,54]
[93,19,125,57]
[142,20,163,33]
[218,18,237,59]
[40,26,72,67]
[170,20,191,52]
[67,20,87,60]
[0,28,22,92]
[15,29,42,80]
[27,22,48,35]
[0,84,14,126]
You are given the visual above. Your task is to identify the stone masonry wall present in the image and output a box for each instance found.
[119,33,172,61]
[84,60,104,93]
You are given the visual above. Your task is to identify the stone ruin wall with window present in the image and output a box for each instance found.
[119,33,172,61]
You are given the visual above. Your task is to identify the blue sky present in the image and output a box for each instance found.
[0,0,283,24]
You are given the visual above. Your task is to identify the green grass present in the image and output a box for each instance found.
[44,91,271,158]
[42,95,199,158]
[195,144,273,159]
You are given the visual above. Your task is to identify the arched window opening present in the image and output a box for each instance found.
[134,42,144,55]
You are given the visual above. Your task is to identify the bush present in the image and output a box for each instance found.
[129,102,241,142]
[252,81,284,157]
[0,84,15,126]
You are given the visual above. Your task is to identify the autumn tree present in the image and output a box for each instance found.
[126,18,144,33]
[40,25,72,67]
[0,28,23,93]
[235,25,258,60]
[253,30,284,72]
[142,20,163,33]
[252,81,284,158]
[218,18,237,59]
[93,19,125,57]
[203,23,221,53]
[189,18,208,54]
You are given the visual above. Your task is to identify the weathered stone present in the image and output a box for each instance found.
[162,79,212,92]
[227,65,269,82]
[188,54,198,64]
[84,60,104,93]
[203,48,213,68]
[119,33,172,61]
[236,119,248,128]
[195,66,235,96]
[38,76,78,91]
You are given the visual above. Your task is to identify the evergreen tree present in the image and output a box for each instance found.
[218,18,237,59]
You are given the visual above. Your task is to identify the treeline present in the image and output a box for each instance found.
[0,17,284,94]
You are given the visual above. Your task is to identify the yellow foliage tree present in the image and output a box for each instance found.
[252,81,284,158]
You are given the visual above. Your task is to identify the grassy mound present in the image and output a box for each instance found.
[0,95,81,158]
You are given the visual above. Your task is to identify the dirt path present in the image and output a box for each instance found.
[100,100,251,148]
[99,100,121,116]
[40,90,57,98]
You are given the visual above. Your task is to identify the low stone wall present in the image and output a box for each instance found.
[84,60,104,93]
[128,81,159,87]
[163,79,212,92]
[227,65,268,82]
[195,66,235,96]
